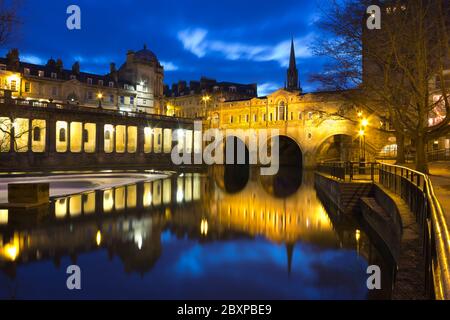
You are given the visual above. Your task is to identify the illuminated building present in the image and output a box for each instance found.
[0,45,164,114]
[164,76,257,118]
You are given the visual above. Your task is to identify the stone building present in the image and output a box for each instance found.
[207,39,393,166]
[164,77,257,118]
[0,45,164,114]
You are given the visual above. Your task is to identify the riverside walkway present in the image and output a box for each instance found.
[316,161,450,300]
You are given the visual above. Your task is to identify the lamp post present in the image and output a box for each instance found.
[97,93,103,109]
[358,117,368,163]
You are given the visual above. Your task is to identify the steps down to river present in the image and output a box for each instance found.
[314,173,372,214]
[315,172,426,299]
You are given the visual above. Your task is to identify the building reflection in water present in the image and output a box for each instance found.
[0,167,394,299]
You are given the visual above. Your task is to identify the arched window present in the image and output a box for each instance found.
[59,128,66,142]
[33,127,41,141]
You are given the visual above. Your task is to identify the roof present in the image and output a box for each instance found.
[0,57,119,87]
[134,45,158,62]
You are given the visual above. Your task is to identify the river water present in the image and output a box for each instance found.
[0,166,395,299]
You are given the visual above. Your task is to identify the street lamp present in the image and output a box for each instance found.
[97,93,103,109]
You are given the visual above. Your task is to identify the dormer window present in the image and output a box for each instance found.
[87,78,93,85]
[51,72,57,79]
[24,68,30,75]
[109,81,114,88]
[38,70,44,77]
[98,80,104,86]
[70,75,76,80]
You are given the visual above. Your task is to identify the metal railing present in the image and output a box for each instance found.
[316,161,377,182]
[0,96,194,123]
[317,161,450,300]
[428,149,450,162]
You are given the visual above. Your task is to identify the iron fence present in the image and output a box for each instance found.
[316,161,450,300]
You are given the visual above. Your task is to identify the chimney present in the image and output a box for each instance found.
[6,49,20,71]
[56,58,63,72]
[110,62,118,82]
[72,61,80,75]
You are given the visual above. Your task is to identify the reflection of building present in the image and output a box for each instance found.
[164,77,257,118]
[0,45,164,114]
[209,167,336,245]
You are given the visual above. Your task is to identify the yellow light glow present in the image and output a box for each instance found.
[202,95,211,102]
[7,74,20,85]
[1,234,20,261]
[355,229,361,242]
[96,230,102,246]
[357,111,363,117]
[362,119,369,127]
[97,93,103,99]
[0,209,8,225]
[200,219,208,236]
[4,245,18,261]
[359,129,365,137]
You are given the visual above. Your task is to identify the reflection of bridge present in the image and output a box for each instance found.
[0,170,393,296]
[208,89,394,167]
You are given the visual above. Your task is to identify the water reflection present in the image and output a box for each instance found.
[0,168,394,299]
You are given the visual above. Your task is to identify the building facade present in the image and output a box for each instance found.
[164,77,257,118]
[0,45,164,114]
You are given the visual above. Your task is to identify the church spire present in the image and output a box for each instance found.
[289,38,296,70]
[286,37,300,92]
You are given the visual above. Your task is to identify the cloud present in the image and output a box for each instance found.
[21,54,45,65]
[177,28,314,66]
[258,82,282,96]
[177,28,208,58]
[160,61,179,71]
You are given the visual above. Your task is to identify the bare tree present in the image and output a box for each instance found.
[0,0,20,48]
[311,0,450,173]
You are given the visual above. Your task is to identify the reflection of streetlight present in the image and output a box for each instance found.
[96,230,102,246]
[200,218,208,236]
[355,229,361,256]
[202,95,211,118]
[97,93,103,109]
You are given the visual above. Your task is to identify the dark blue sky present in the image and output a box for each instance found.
[5,0,329,96]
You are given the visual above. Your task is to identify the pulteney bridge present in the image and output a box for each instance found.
[207,89,394,168]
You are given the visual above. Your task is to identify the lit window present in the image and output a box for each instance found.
[24,68,30,75]
[38,70,44,77]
